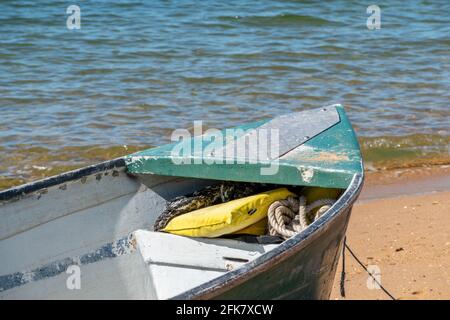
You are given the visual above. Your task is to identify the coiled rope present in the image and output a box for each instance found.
[268,196,336,239]
[268,195,397,299]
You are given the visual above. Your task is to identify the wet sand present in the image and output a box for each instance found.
[330,166,450,300]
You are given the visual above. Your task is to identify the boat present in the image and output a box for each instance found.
[0,104,364,299]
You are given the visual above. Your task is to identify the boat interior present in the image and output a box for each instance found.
[0,164,345,299]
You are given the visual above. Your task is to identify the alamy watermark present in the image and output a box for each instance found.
[366,264,382,290]
[66,265,81,290]
[367,5,381,30]
[66,5,81,30]
[170,121,280,175]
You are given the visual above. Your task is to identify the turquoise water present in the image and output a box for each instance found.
[0,0,449,187]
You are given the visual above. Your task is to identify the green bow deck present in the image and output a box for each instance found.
[125,104,363,189]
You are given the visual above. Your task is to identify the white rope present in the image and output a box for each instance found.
[268,196,336,239]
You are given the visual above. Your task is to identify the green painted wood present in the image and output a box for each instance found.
[125,105,363,188]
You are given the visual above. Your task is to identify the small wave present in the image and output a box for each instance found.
[240,65,312,72]
[191,22,236,30]
[77,68,115,76]
[0,17,54,26]
[218,13,342,27]
[82,39,121,46]
[181,76,238,84]
[109,1,144,8]
[360,134,450,169]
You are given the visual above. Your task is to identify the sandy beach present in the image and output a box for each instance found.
[330,165,450,300]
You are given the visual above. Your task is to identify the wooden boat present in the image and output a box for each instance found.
[0,104,363,299]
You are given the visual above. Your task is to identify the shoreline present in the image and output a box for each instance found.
[361,164,450,201]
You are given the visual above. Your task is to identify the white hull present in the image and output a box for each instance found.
[0,165,276,299]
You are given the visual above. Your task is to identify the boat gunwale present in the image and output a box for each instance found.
[171,172,364,300]
[0,158,126,202]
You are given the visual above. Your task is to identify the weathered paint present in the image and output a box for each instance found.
[0,234,136,292]
[125,105,363,189]
[0,158,125,203]
[299,167,315,183]
[214,107,340,161]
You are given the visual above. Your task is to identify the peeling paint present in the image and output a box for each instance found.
[303,151,350,162]
[0,158,125,203]
[299,167,314,183]
[36,189,48,200]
